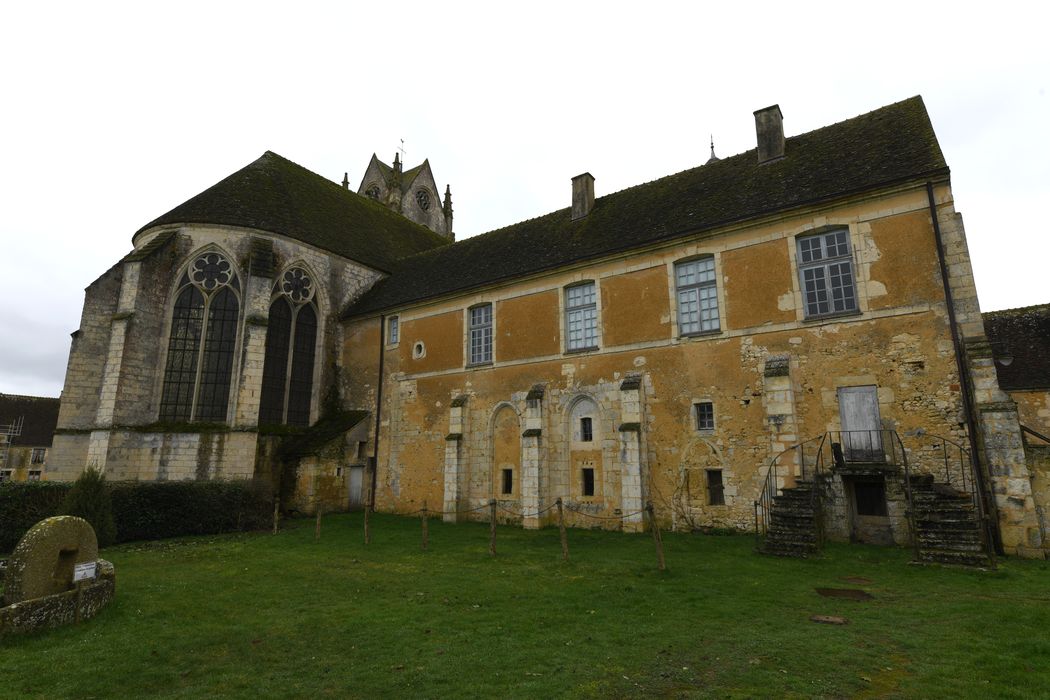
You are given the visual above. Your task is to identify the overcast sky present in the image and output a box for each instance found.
[1,1,1047,398]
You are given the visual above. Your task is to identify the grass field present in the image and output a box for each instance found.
[3,513,1049,698]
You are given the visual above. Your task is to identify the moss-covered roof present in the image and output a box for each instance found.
[136,152,450,272]
[344,96,948,318]
[279,410,369,460]
[983,304,1050,391]
[0,394,60,447]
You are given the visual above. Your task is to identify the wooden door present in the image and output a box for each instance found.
[348,466,364,510]
[837,386,883,462]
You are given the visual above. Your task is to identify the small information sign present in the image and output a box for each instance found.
[73,561,97,582]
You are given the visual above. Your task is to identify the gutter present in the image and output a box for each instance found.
[369,314,386,512]
[926,181,1004,554]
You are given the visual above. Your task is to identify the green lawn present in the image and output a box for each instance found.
[3,513,1049,699]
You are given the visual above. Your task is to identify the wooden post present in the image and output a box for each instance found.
[272,498,280,535]
[421,500,429,552]
[489,499,497,557]
[557,497,569,562]
[74,581,83,624]
[315,501,323,541]
[364,468,372,545]
[646,502,666,571]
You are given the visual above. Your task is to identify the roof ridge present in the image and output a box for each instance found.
[983,303,1050,317]
[0,393,60,402]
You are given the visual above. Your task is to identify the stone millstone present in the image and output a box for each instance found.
[3,516,99,606]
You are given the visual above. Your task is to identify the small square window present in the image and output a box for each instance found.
[501,468,513,495]
[387,316,399,345]
[706,469,725,506]
[695,402,714,430]
[580,417,593,442]
[31,448,46,464]
[581,467,595,496]
[0,470,11,482]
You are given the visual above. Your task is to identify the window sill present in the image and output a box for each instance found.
[801,309,862,324]
[679,329,722,339]
[465,361,493,369]
[564,345,600,355]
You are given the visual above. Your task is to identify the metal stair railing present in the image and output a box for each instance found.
[754,433,829,537]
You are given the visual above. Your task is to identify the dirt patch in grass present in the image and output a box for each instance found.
[816,587,874,601]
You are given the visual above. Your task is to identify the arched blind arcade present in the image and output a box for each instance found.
[259,267,319,427]
[159,253,241,422]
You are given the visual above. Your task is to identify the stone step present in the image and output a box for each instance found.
[917,549,992,567]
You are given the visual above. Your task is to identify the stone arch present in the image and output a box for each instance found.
[490,402,521,499]
[261,260,327,426]
[564,394,604,500]
[675,437,727,527]
[155,243,245,423]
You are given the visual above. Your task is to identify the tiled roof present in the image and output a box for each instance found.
[136,152,450,273]
[344,96,948,318]
[279,410,370,459]
[983,304,1050,390]
[0,394,60,447]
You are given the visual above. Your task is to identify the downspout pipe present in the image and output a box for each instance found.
[926,181,1003,555]
[369,314,386,512]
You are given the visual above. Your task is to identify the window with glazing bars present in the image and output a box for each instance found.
[694,402,714,430]
[565,282,598,350]
[580,417,593,442]
[259,269,319,427]
[675,257,720,334]
[469,304,492,364]
[159,255,241,423]
[797,230,857,317]
[31,448,45,464]
[388,316,399,344]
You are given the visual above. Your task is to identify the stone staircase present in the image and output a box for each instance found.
[908,474,993,568]
[759,480,821,557]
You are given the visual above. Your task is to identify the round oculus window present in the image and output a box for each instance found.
[416,189,430,211]
[365,184,381,200]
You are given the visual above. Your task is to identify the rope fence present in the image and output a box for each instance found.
[292,495,668,571]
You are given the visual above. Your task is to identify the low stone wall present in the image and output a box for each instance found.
[0,559,115,637]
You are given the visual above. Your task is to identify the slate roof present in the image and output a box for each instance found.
[983,304,1050,390]
[0,394,60,447]
[279,410,370,460]
[136,152,450,272]
[345,96,948,318]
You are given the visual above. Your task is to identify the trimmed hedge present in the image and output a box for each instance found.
[0,482,72,553]
[0,480,271,554]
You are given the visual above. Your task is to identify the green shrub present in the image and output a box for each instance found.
[0,481,72,553]
[62,467,117,547]
[1,478,271,552]
[109,480,271,542]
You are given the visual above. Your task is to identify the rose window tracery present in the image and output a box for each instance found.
[190,253,233,291]
[281,268,314,303]
[416,189,430,211]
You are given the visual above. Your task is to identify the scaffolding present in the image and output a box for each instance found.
[0,416,24,477]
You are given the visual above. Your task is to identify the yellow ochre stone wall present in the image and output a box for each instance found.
[344,184,1008,537]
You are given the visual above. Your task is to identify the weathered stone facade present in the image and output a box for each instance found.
[46,99,1049,560]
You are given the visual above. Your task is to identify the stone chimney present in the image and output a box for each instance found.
[571,172,595,220]
[754,105,785,163]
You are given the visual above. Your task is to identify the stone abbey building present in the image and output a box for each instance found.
[49,96,1050,559]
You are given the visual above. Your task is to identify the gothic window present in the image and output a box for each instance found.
[259,266,319,427]
[159,252,241,422]
[565,282,598,351]
[365,184,381,200]
[797,230,857,317]
[675,257,720,335]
